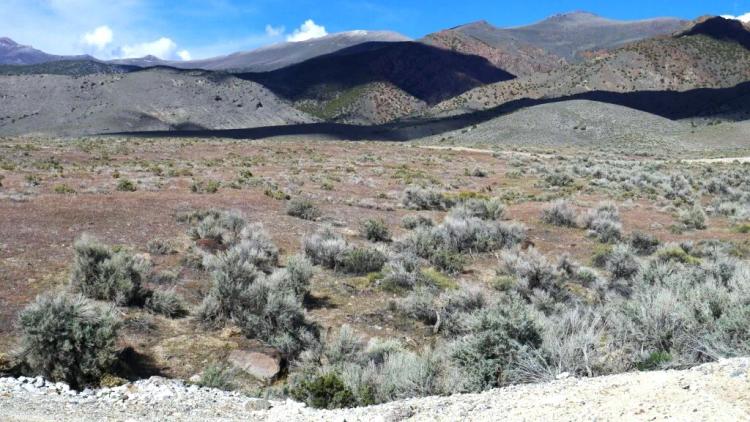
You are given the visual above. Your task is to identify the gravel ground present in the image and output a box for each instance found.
[1,358,749,421]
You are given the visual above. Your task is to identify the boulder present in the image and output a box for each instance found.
[227,349,281,381]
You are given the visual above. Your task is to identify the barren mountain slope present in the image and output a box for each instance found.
[240,41,513,124]
[421,12,687,77]
[0,37,91,65]
[421,24,564,77]
[432,19,750,115]
[0,68,315,136]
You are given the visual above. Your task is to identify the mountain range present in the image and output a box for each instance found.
[1,12,749,138]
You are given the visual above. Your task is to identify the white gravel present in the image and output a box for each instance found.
[1,358,749,421]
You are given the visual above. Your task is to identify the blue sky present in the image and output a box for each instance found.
[2,0,750,60]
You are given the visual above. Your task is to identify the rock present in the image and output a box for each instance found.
[227,349,281,381]
[245,398,272,411]
[100,374,127,388]
[556,372,571,380]
[220,326,243,339]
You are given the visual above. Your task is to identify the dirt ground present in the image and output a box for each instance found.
[0,136,747,381]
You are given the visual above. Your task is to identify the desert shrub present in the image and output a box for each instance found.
[500,248,564,303]
[337,247,387,275]
[200,267,318,357]
[271,255,314,300]
[190,179,220,194]
[401,215,434,230]
[449,299,542,391]
[360,218,391,242]
[199,231,318,357]
[145,289,188,318]
[544,172,574,187]
[116,179,136,192]
[186,209,251,247]
[150,269,179,285]
[656,245,701,266]
[70,235,149,306]
[146,239,174,255]
[54,184,76,194]
[605,244,641,280]
[449,198,505,221]
[303,226,347,269]
[380,252,425,291]
[286,198,322,221]
[18,294,121,389]
[292,326,452,407]
[433,217,525,254]
[678,204,707,230]
[629,231,659,256]
[428,249,466,275]
[197,364,234,390]
[402,186,454,211]
[291,371,357,409]
[509,307,613,383]
[581,203,622,243]
[541,200,577,227]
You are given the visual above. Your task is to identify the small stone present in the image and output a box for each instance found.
[245,399,272,411]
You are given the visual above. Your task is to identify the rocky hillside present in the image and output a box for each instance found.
[431,17,750,116]
[421,22,564,77]
[1,358,748,421]
[0,68,315,136]
[421,12,687,77]
[239,41,514,124]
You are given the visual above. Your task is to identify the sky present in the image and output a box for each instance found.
[2,0,750,61]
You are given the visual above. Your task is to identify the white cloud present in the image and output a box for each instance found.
[120,37,179,59]
[265,24,285,37]
[722,13,750,23]
[82,25,113,50]
[286,19,327,42]
[177,49,192,61]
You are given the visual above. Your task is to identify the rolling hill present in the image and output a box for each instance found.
[0,68,314,136]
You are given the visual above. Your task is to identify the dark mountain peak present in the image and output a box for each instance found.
[681,16,750,49]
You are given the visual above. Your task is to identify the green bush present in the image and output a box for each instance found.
[116,179,136,192]
[197,364,234,390]
[360,218,391,242]
[291,371,357,409]
[18,294,121,389]
[286,198,322,221]
[429,249,466,275]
